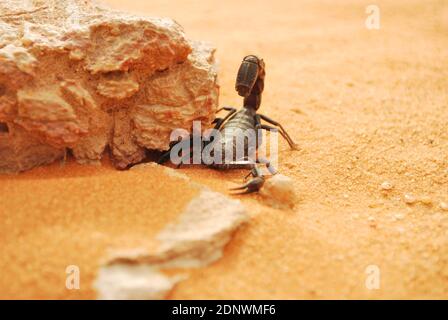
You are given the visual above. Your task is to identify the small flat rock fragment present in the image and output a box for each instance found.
[439,202,448,211]
[394,213,405,221]
[367,216,377,227]
[260,174,296,209]
[419,196,433,206]
[404,193,416,204]
[95,264,183,300]
[380,181,394,191]
[95,188,248,299]
[155,189,248,268]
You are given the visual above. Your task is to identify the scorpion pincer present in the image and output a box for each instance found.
[159,55,299,194]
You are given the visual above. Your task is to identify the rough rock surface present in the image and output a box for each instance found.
[95,264,184,300]
[260,174,296,209]
[0,0,218,172]
[95,187,248,299]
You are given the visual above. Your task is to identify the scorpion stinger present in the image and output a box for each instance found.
[236,55,265,110]
[158,55,298,194]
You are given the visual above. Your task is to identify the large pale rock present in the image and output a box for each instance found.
[0,0,219,172]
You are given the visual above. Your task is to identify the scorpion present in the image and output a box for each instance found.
[158,55,298,193]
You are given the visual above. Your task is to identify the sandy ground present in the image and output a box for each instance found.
[1,0,448,299]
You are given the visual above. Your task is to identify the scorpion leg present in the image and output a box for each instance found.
[176,142,196,168]
[216,106,237,114]
[159,107,236,164]
[158,136,195,165]
[158,150,172,165]
[230,116,275,193]
[242,156,277,181]
[230,154,278,194]
[157,138,184,164]
[212,106,237,130]
[256,155,278,175]
[230,165,265,194]
[258,114,300,150]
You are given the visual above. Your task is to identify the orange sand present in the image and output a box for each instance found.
[1,0,448,299]
[0,159,201,299]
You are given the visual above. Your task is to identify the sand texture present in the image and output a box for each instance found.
[0,0,447,299]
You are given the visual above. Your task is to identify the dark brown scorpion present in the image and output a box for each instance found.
[159,55,298,193]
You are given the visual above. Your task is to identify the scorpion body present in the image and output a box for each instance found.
[206,106,259,171]
[159,55,298,193]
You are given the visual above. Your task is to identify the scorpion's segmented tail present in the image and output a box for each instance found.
[236,55,260,97]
